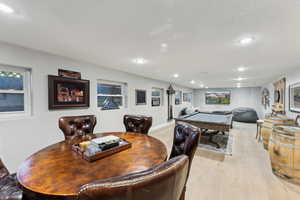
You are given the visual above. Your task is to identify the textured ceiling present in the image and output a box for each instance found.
[0,0,299,88]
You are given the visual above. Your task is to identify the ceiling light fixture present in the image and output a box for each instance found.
[161,43,168,48]
[237,66,247,72]
[132,57,148,65]
[199,84,204,88]
[234,77,247,81]
[190,80,195,84]
[237,83,241,88]
[205,86,209,89]
[173,73,179,78]
[0,3,14,14]
[239,36,254,45]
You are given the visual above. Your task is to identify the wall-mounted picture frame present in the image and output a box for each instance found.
[48,75,90,110]
[175,90,182,105]
[58,69,81,79]
[289,82,300,113]
[152,98,160,107]
[205,90,231,105]
[183,92,192,102]
[135,89,147,105]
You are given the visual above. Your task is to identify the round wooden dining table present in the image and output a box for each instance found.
[17,132,168,199]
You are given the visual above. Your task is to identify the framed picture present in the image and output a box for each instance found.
[175,91,182,105]
[183,92,192,102]
[48,75,89,110]
[58,69,81,79]
[152,97,160,106]
[135,89,147,105]
[205,91,231,105]
[289,82,300,113]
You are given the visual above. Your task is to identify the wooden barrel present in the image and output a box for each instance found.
[261,117,294,150]
[269,126,300,184]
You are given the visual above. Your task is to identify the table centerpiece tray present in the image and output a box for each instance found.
[72,138,132,162]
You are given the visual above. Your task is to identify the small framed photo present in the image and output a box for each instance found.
[152,97,160,107]
[58,69,81,79]
[289,82,300,113]
[136,89,147,105]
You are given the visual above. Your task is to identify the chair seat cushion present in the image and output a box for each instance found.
[0,174,22,200]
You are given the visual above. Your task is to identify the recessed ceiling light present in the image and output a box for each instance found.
[160,43,168,53]
[161,43,168,48]
[173,73,179,78]
[0,3,14,14]
[237,66,248,72]
[132,57,148,65]
[234,77,247,81]
[205,86,209,89]
[190,80,195,84]
[199,84,204,88]
[239,36,254,45]
[237,83,241,88]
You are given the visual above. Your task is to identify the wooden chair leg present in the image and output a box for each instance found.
[180,186,186,200]
[256,124,259,140]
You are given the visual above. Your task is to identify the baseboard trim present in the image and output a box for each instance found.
[149,120,175,133]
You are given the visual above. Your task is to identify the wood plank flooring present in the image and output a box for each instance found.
[150,122,300,200]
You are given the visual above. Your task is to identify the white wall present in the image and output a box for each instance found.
[0,42,192,172]
[261,67,300,119]
[193,87,262,118]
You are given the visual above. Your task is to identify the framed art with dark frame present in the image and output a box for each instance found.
[135,89,147,105]
[289,82,300,113]
[48,75,90,110]
[205,90,231,105]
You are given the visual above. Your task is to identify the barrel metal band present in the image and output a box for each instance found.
[271,159,300,171]
[269,138,300,149]
[272,130,300,140]
[261,125,272,129]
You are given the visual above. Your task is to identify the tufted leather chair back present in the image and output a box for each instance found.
[78,155,189,200]
[123,115,152,134]
[0,159,9,179]
[169,123,200,179]
[59,115,97,142]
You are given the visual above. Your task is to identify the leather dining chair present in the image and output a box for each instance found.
[0,159,23,200]
[59,115,97,142]
[78,155,189,200]
[169,123,201,200]
[123,115,152,134]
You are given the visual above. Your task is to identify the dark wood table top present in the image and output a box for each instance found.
[17,132,168,197]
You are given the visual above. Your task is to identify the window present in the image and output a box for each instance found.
[175,90,182,105]
[0,65,31,117]
[135,89,147,105]
[183,92,192,103]
[151,88,163,107]
[97,80,127,110]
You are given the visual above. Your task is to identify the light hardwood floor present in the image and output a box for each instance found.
[150,122,300,200]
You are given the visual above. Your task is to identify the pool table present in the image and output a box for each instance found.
[175,112,233,148]
[175,112,233,132]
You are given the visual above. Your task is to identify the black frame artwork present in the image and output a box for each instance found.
[135,89,147,105]
[48,75,90,110]
[289,82,300,113]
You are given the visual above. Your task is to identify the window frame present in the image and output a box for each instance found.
[175,90,182,105]
[0,64,32,119]
[97,79,127,109]
[151,87,163,107]
[183,92,193,103]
